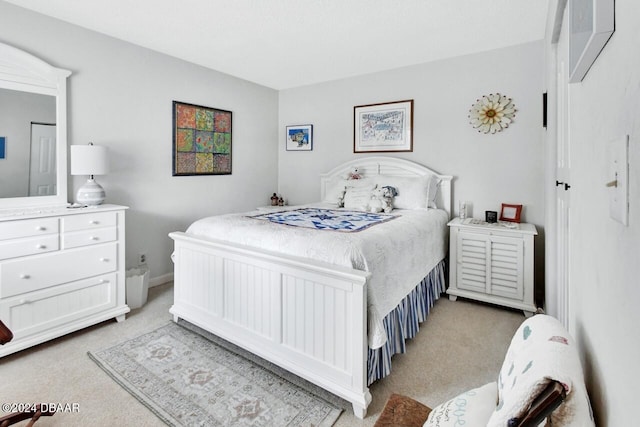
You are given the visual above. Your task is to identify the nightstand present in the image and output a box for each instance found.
[256,205,288,212]
[447,217,538,316]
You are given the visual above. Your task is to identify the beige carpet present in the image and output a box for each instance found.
[0,282,524,426]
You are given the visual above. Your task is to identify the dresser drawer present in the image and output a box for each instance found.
[0,242,118,298]
[0,272,118,341]
[0,234,59,260]
[64,226,117,249]
[0,217,59,241]
[64,211,117,232]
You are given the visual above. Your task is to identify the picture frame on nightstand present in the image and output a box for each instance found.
[500,203,522,223]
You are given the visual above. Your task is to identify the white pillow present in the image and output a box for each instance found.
[423,382,498,427]
[373,175,429,210]
[343,184,376,211]
[426,175,441,209]
[323,178,348,206]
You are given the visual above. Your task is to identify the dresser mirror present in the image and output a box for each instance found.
[0,42,71,209]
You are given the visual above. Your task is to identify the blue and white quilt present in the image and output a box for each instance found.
[250,207,397,232]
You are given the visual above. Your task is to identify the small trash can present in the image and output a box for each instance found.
[126,266,150,309]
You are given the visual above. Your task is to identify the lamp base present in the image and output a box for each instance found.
[76,178,105,206]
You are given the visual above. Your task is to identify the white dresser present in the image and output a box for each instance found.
[0,204,129,357]
[447,217,538,316]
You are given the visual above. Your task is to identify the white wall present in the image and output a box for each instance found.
[555,0,640,424]
[0,1,279,281]
[278,41,546,297]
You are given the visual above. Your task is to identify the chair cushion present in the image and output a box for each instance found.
[423,381,497,427]
[374,393,432,427]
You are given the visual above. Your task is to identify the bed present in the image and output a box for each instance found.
[169,156,452,418]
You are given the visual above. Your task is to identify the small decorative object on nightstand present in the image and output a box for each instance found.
[500,203,522,222]
[459,200,467,219]
[485,210,498,223]
[270,193,279,206]
[447,217,537,316]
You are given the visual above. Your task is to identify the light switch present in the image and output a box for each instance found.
[608,135,629,225]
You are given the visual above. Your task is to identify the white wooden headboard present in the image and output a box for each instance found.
[320,156,453,218]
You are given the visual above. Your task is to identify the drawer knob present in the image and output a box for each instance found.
[35,226,47,231]
[19,299,31,304]
[90,236,100,241]
[89,220,100,225]
[36,244,47,250]
[20,274,30,279]
[99,257,109,262]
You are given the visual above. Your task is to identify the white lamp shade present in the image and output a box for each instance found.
[70,144,109,175]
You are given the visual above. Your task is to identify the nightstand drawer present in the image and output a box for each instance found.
[64,211,117,231]
[64,226,117,249]
[0,235,59,260]
[0,217,59,241]
[0,242,118,298]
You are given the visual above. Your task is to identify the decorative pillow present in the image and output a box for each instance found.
[423,382,498,427]
[343,183,376,211]
[373,175,430,210]
[324,177,374,206]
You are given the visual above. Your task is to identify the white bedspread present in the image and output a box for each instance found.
[186,204,449,348]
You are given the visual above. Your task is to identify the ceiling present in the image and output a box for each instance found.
[5,0,549,90]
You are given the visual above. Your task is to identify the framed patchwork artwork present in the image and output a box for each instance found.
[172,101,232,176]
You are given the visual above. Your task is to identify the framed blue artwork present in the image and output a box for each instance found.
[286,124,313,151]
[0,137,5,159]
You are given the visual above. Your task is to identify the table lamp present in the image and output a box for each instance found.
[70,142,109,205]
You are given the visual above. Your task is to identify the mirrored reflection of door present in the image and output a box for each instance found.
[29,122,56,196]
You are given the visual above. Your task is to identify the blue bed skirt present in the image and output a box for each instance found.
[367,259,446,385]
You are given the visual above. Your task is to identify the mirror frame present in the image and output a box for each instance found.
[0,42,71,209]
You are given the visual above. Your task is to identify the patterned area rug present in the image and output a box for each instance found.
[88,322,343,426]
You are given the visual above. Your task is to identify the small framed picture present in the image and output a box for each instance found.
[286,124,313,151]
[485,210,498,223]
[500,203,523,223]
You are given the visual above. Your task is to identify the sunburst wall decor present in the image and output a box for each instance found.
[468,93,516,134]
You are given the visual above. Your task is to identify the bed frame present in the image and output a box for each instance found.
[169,157,452,418]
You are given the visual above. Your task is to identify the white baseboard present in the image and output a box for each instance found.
[149,272,173,288]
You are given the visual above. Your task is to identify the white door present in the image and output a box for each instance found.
[555,28,571,330]
[29,123,56,196]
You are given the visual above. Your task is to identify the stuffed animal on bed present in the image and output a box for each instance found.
[368,186,397,213]
[346,167,363,180]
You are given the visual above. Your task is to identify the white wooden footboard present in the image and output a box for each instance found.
[169,231,372,418]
